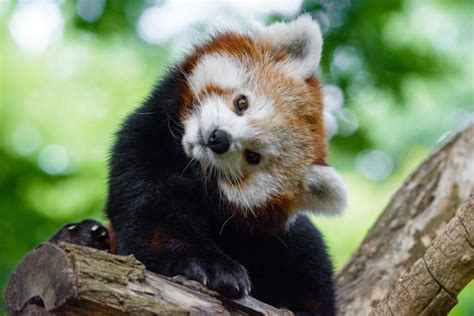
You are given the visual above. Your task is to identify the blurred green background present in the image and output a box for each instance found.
[0,0,473,313]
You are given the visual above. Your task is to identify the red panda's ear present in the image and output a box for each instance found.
[253,15,323,79]
[295,165,347,216]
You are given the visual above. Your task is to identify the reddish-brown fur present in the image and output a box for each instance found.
[151,229,169,249]
[107,224,118,254]
[197,85,235,101]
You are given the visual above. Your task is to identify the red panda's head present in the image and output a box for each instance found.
[179,16,346,222]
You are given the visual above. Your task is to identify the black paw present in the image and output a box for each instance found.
[172,255,252,299]
[49,219,110,251]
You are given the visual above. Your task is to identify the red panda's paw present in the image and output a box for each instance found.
[49,219,110,251]
[172,254,252,299]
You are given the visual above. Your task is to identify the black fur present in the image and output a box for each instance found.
[103,65,337,315]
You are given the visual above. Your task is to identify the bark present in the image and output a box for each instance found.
[337,123,474,315]
[3,124,474,315]
[4,242,291,315]
[371,196,474,316]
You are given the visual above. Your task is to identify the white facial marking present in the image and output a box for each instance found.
[182,114,201,156]
[188,53,246,95]
[219,170,282,211]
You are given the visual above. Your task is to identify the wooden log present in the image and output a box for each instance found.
[337,123,474,315]
[4,242,291,315]
[371,196,474,315]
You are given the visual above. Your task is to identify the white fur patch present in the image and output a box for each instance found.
[182,114,200,156]
[188,54,246,95]
[219,171,281,211]
[253,14,323,79]
[295,165,347,215]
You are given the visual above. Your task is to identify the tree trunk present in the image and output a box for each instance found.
[4,124,474,315]
[337,123,474,315]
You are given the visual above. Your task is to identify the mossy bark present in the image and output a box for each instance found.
[4,242,290,315]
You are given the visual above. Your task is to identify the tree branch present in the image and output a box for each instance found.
[4,242,292,315]
[337,123,474,314]
[371,196,474,315]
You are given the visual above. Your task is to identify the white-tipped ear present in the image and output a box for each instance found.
[253,15,323,79]
[295,165,347,216]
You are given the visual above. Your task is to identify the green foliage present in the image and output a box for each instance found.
[1,0,472,314]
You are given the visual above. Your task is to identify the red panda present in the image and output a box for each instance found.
[51,15,347,315]
[178,16,346,234]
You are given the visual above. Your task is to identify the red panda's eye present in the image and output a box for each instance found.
[234,95,248,115]
[245,150,261,165]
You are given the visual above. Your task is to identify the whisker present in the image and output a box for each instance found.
[136,111,159,115]
[167,117,182,141]
[180,158,196,177]
[168,116,185,131]
[276,235,288,248]
[219,214,235,235]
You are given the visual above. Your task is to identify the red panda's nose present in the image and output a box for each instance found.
[207,129,230,154]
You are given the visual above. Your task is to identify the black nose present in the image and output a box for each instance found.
[207,129,230,154]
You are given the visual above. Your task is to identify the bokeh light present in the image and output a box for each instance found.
[8,0,63,54]
[76,0,105,23]
[355,149,394,182]
[10,124,42,156]
[38,144,69,175]
[137,0,303,44]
